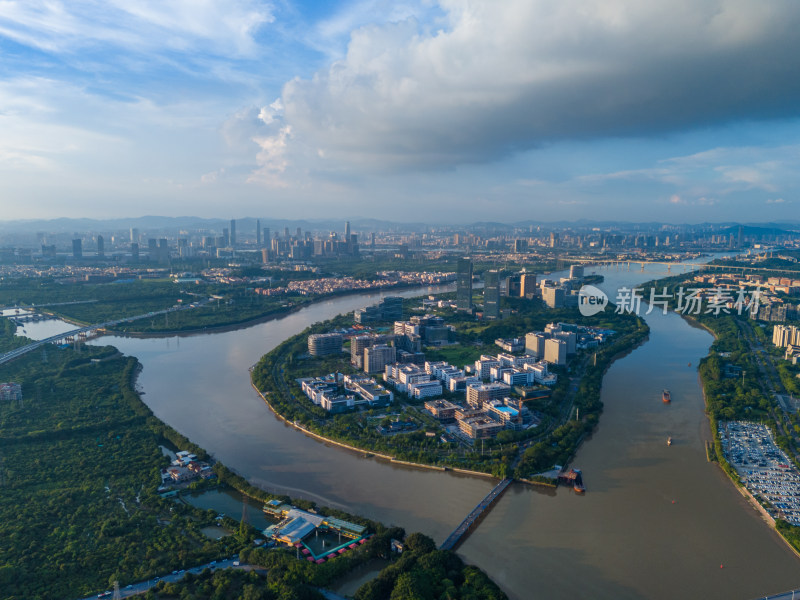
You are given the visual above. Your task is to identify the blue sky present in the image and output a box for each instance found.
[1,0,799,223]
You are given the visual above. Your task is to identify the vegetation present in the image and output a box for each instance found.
[252,294,647,478]
[0,323,240,600]
[148,532,506,600]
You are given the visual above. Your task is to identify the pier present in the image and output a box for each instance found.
[440,478,513,551]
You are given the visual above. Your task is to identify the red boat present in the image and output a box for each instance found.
[662,389,671,403]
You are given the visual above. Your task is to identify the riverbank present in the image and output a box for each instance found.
[250,378,499,480]
[680,310,800,561]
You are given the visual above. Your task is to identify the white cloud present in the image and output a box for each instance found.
[0,0,273,57]
[274,0,800,174]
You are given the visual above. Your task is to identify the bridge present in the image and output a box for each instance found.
[573,258,795,275]
[0,300,210,367]
[753,588,800,600]
[440,478,513,551]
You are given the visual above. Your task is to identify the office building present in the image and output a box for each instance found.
[381,296,403,321]
[256,219,261,246]
[457,257,473,310]
[505,274,521,297]
[484,270,500,319]
[466,382,510,409]
[131,242,139,261]
[263,227,270,247]
[72,239,82,259]
[96,235,104,258]
[569,265,584,279]
[364,344,396,373]
[230,219,237,247]
[307,333,343,356]
[542,285,565,308]
[130,227,139,243]
[520,273,537,298]
[544,338,567,366]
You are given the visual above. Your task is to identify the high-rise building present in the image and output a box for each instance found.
[130,228,139,243]
[484,270,500,319]
[520,273,537,298]
[296,227,302,239]
[505,274,521,297]
[284,226,290,239]
[345,221,351,240]
[158,238,169,264]
[131,242,139,261]
[381,296,404,321]
[544,338,567,366]
[96,235,104,258]
[263,228,270,247]
[569,265,584,280]
[72,239,82,259]
[457,257,473,310]
[223,228,229,246]
[256,219,261,246]
[364,344,396,373]
[230,219,236,247]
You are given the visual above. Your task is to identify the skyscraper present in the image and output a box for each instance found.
[345,221,351,240]
[130,227,139,243]
[263,227,270,247]
[96,235,104,258]
[484,270,500,319]
[131,242,139,262]
[230,219,236,247]
[72,239,82,259]
[457,257,473,310]
[256,219,261,246]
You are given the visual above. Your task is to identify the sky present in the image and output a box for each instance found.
[1,0,800,224]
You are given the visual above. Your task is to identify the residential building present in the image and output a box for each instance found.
[0,382,22,402]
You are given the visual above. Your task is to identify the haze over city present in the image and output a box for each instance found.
[2,0,800,222]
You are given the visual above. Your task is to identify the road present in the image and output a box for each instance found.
[736,320,799,457]
[0,299,210,367]
[80,558,247,599]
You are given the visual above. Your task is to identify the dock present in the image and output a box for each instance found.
[440,478,513,551]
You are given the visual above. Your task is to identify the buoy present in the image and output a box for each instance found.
[672,500,675,504]
[720,564,724,569]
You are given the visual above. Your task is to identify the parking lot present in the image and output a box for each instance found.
[720,421,800,525]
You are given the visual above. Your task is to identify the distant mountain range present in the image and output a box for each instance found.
[0,216,798,235]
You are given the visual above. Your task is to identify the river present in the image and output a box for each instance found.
[17,268,800,598]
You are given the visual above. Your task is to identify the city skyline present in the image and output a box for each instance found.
[2,1,800,222]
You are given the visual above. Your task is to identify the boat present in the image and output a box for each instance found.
[667,437,672,446]
[688,362,691,367]
[662,389,671,403]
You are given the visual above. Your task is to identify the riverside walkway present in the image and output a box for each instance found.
[440,478,513,551]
